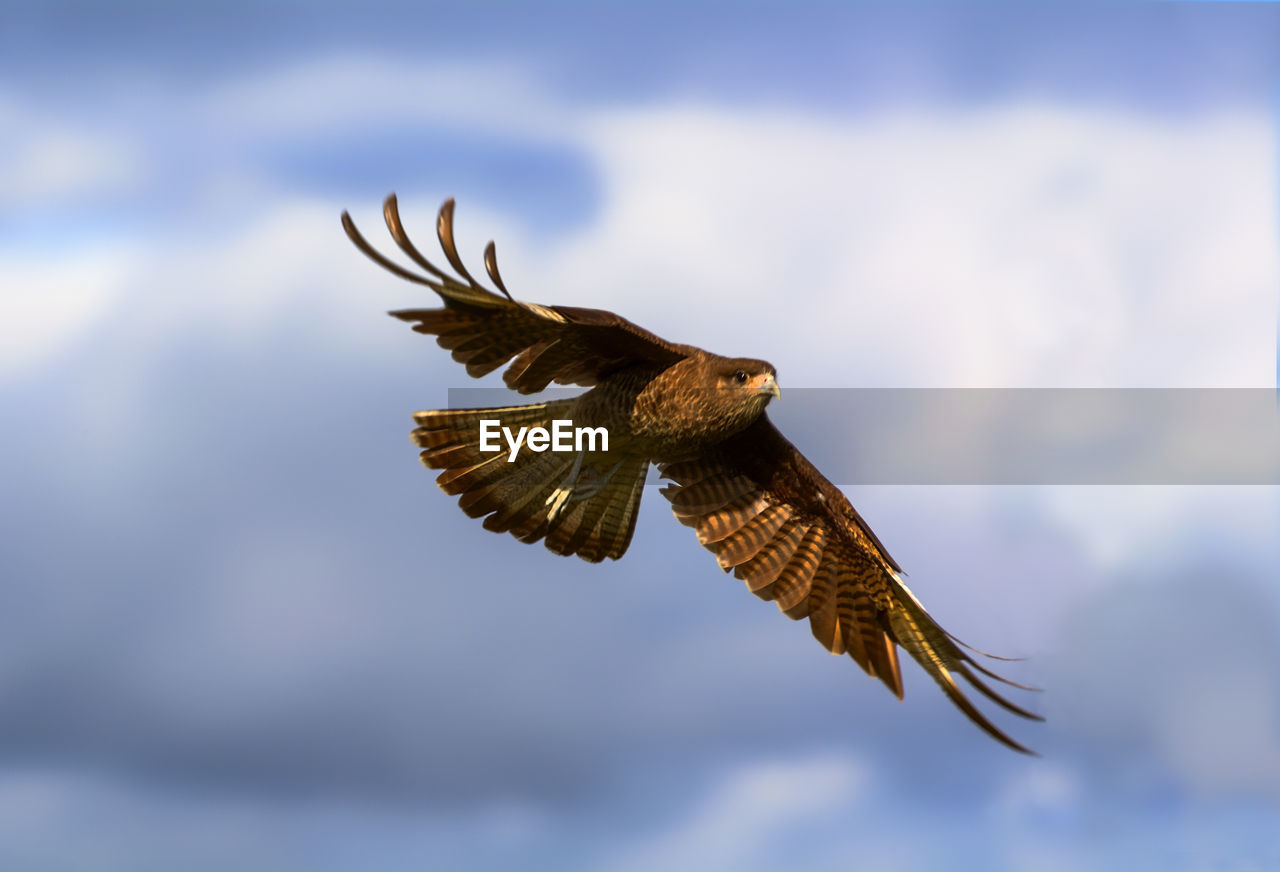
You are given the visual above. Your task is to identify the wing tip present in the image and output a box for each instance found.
[938,663,1041,755]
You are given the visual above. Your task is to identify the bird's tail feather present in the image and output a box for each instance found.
[412,402,648,562]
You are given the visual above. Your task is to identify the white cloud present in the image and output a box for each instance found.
[555,104,1276,388]
[143,199,376,337]
[0,244,140,380]
[9,59,1277,393]
[609,753,868,872]
[0,92,142,208]
[1037,485,1278,574]
[199,56,573,144]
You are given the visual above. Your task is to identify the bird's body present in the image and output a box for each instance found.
[343,195,1042,753]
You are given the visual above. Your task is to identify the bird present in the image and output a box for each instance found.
[341,195,1043,753]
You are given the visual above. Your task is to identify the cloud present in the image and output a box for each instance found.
[199,56,574,144]
[0,764,564,872]
[557,104,1276,388]
[609,753,869,872]
[8,55,1276,389]
[1050,567,1280,800]
[1037,485,1278,574]
[0,92,143,210]
[0,244,140,381]
[2,39,1278,872]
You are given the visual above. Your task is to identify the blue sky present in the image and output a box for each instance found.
[2,2,1279,870]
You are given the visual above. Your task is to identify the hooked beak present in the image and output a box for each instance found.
[758,373,781,400]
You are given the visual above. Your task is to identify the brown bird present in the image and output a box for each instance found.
[342,195,1043,753]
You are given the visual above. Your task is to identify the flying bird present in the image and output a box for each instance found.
[342,195,1043,753]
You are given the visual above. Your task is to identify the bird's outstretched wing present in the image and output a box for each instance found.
[342,195,690,393]
[658,414,1044,754]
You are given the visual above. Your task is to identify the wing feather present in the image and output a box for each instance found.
[344,195,691,391]
[806,557,844,654]
[735,519,809,592]
[658,413,1041,754]
[710,505,793,569]
[694,494,770,544]
[663,474,758,517]
[760,525,825,616]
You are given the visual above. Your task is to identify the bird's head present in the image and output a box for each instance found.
[716,358,780,399]
[711,357,780,422]
[660,354,781,442]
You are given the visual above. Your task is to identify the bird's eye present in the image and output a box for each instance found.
[733,370,749,384]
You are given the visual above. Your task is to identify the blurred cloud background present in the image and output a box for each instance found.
[2,2,1278,870]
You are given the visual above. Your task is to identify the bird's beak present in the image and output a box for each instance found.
[758,374,781,399]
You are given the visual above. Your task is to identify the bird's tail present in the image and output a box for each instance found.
[412,401,649,562]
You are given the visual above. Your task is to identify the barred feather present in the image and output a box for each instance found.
[695,494,770,544]
[735,519,808,593]
[710,505,792,569]
[656,417,1041,754]
[411,399,647,562]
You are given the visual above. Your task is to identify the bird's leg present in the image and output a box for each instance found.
[545,449,586,522]
[545,453,625,522]
[569,458,625,502]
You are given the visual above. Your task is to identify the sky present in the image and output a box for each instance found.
[2,2,1279,870]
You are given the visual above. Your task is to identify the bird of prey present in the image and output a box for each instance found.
[342,195,1042,753]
